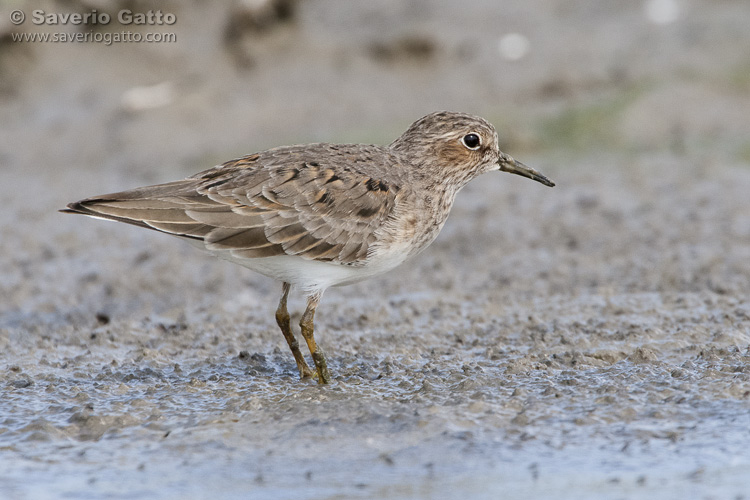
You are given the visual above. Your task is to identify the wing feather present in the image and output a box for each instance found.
[63,144,403,265]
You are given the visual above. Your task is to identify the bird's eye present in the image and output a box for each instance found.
[461,133,481,150]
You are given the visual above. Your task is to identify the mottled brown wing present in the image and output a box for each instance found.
[63,145,402,265]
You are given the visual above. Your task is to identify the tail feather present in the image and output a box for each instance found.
[61,200,164,233]
[60,178,220,241]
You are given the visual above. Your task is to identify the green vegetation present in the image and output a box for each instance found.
[537,86,645,152]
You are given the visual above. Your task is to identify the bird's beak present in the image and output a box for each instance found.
[498,153,555,187]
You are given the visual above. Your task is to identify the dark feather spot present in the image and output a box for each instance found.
[357,206,379,218]
[325,174,341,184]
[288,167,301,180]
[365,178,389,192]
[307,161,320,167]
[317,191,333,205]
[203,178,230,189]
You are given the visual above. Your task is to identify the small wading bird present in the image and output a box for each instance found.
[63,111,555,384]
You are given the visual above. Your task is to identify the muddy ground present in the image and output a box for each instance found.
[1,1,750,498]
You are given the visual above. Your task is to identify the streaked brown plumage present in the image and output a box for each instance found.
[63,111,555,384]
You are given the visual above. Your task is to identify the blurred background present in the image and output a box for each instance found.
[1,1,750,498]
[3,0,749,185]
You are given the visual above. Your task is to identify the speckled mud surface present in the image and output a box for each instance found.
[2,1,750,499]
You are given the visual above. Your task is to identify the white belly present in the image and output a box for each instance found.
[181,227,415,294]
[216,248,409,294]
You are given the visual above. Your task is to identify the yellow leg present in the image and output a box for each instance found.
[299,293,331,384]
[275,282,314,379]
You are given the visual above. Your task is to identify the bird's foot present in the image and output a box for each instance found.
[311,350,331,385]
[298,363,316,380]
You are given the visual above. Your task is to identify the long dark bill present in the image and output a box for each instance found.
[498,155,555,187]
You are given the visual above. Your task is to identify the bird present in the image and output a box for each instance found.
[62,111,555,384]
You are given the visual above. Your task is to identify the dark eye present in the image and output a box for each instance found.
[461,133,481,150]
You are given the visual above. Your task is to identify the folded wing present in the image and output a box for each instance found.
[63,145,402,265]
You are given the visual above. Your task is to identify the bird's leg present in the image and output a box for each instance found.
[299,292,331,384]
[275,282,314,379]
